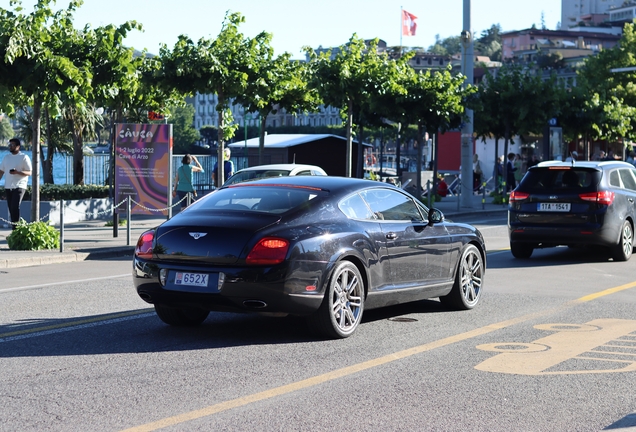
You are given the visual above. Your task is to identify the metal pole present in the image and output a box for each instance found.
[113,200,118,238]
[244,114,249,169]
[59,199,64,253]
[126,196,131,246]
[460,0,474,208]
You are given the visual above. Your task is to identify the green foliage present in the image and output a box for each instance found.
[475,25,503,61]
[199,125,218,146]
[306,35,413,176]
[0,117,13,141]
[0,185,110,201]
[427,35,462,56]
[490,191,506,205]
[170,104,200,153]
[7,220,60,251]
[105,218,127,227]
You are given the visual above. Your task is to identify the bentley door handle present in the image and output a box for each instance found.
[386,232,397,240]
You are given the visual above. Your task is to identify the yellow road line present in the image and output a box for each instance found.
[123,283,635,432]
[574,281,636,303]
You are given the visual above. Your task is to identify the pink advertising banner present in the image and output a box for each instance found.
[114,123,172,215]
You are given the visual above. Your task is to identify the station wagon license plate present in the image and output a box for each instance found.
[175,272,209,287]
[537,203,570,212]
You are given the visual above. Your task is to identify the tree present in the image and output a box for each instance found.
[472,64,558,191]
[0,116,12,141]
[475,25,502,61]
[306,35,409,177]
[158,12,267,183]
[428,35,462,56]
[199,125,218,147]
[170,104,200,153]
[394,66,474,193]
[0,0,93,219]
[578,22,636,145]
[238,53,320,165]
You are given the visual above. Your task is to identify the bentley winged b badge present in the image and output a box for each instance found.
[189,232,207,240]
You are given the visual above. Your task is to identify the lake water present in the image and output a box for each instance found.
[0,149,108,186]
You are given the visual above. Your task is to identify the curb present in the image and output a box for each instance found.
[0,246,134,269]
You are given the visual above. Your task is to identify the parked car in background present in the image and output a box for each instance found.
[508,160,636,261]
[92,144,111,154]
[223,163,327,186]
[133,176,486,339]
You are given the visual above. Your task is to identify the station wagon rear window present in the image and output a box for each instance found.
[520,168,600,192]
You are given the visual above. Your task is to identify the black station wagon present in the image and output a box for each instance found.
[508,160,636,261]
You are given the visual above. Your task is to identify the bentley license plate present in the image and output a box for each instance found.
[175,272,209,287]
[537,203,570,212]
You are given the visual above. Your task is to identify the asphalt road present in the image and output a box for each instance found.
[1,214,635,431]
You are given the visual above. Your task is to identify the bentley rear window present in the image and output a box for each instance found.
[199,186,323,214]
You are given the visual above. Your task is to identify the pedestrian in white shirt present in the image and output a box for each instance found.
[0,138,32,229]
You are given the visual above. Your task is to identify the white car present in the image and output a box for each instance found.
[223,163,327,186]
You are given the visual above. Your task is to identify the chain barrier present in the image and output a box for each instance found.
[1,193,193,230]
[0,211,52,229]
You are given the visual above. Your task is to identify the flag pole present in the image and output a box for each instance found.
[400,6,403,52]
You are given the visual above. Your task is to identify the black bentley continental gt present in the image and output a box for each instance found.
[133,176,486,338]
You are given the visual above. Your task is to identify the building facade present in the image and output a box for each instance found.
[561,0,623,28]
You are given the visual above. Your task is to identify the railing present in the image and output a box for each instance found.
[58,154,247,188]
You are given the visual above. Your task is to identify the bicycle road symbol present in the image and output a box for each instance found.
[475,319,636,375]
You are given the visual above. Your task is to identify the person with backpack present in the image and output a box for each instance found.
[212,147,234,187]
[173,154,204,208]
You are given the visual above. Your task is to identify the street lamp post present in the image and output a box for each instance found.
[460,0,474,208]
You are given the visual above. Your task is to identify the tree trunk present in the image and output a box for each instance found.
[503,126,510,197]
[357,123,364,179]
[72,125,85,185]
[345,99,353,177]
[493,137,500,191]
[416,123,424,196]
[216,92,226,186]
[31,98,42,222]
[42,108,54,184]
[258,112,268,165]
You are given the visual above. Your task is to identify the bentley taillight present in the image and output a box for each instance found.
[246,237,289,265]
[135,230,155,258]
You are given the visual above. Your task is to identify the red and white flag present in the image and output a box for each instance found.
[402,10,417,36]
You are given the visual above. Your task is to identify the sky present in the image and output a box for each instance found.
[1,0,562,58]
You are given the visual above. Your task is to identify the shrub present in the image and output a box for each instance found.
[490,191,507,205]
[0,184,110,201]
[7,219,60,250]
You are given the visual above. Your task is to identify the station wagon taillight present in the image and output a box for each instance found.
[135,230,155,258]
[509,191,530,202]
[246,237,290,265]
[579,191,615,206]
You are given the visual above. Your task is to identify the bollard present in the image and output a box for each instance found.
[126,196,131,246]
[482,181,486,209]
[59,199,64,253]
[113,202,119,238]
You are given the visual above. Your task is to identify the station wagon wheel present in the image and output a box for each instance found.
[611,220,633,262]
[440,244,483,310]
[154,304,210,326]
[307,261,364,339]
[510,242,533,259]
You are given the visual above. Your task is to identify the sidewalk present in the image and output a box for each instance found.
[0,194,508,269]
